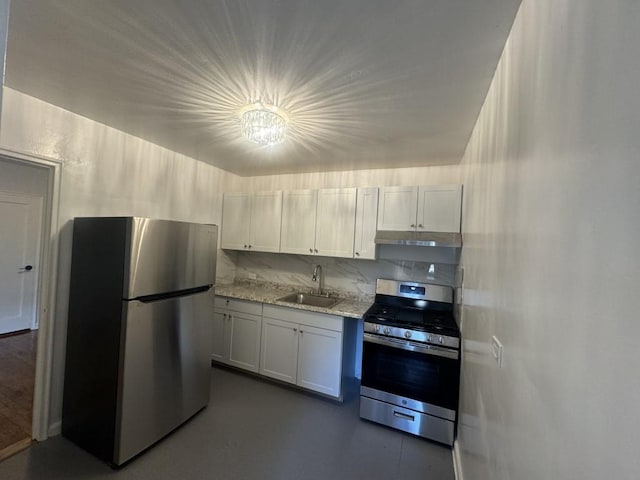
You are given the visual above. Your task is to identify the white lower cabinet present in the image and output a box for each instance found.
[213,297,262,373]
[260,305,344,399]
[296,325,343,397]
[260,317,299,383]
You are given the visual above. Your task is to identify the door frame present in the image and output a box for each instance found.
[0,148,62,442]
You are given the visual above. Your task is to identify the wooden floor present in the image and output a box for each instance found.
[0,330,37,460]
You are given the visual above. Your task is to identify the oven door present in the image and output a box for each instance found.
[361,333,460,419]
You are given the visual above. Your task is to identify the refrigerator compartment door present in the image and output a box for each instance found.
[126,218,217,298]
[115,291,213,465]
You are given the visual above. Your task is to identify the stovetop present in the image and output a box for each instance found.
[363,303,460,337]
[363,303,460,338]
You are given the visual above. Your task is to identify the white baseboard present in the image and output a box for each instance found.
[48,420,62,437]
[452,439,464,480]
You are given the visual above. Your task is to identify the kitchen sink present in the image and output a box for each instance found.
[276,292,339,308]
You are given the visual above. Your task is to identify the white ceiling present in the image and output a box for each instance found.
[5,0,521,176]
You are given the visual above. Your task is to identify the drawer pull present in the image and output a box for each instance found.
[393,411,415,422]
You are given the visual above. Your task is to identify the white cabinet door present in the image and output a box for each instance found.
[249,191,282,252]
[296,325,343,397]
[417,185,462,232]
[377,186,418,231]
[354,187,378,259]
[260,317,298,384]
[211,310,229,363]
[221,193,251,250]
[280,190,318,255]
[227,312,262,373]
[315,188,356,258]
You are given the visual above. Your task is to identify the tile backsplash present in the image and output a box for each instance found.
[233,251,456,296]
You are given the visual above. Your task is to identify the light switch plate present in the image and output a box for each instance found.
[491,335,503,367]
[247,272,257,280]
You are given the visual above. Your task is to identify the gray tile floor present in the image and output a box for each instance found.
[0,366,455,480]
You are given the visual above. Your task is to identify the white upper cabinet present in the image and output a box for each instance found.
[249,191,283,252]
[221,191,282,252]
[280,189,318,255]
[281,188,357,257]
[417,185,462,233]
[315,188,356,258]
[353,187,379,259]
[220,193,251,250]
[377,186,419,231]
[378,184,462,232]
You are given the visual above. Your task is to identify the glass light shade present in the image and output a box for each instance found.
[240,104,287,146]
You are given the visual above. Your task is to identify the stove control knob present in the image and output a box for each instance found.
[404,331,412,339]
[373,325,380,333]
[438,336,444,345]
[383,327,391,335]
[426,335,432,343]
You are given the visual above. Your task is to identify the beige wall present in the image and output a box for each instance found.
[0,87,242,432]
[457,0,640,478]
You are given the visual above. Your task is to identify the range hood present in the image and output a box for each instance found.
[374,230,462,248]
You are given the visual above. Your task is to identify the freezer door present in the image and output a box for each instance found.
[115,290,214,465]
[126,218,217,299]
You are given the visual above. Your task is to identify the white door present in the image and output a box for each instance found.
[249,191,282,253]
[220,193,251,250]
[260,317,298,384]
[315,188,357,258]
[417,185,463,232]
[227,311,262,373]
[377,186,418,231]
[354,187,379,260]
[280,190,318,255]
[297,324,342,397]
[211,310,228,363]
[0,192,43,334]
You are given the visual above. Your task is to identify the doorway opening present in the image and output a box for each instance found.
[0,153,60,460]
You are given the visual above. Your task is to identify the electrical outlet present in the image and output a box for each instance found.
[247,272,257,280]
[491,335,503,367]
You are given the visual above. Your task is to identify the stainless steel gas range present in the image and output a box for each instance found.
[359,279,461,445]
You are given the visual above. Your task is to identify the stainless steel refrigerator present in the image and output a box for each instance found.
[62,217,217,466]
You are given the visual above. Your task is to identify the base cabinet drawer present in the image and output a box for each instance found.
[359,396,454,445]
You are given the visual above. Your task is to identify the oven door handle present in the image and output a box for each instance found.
[363,333,459,360]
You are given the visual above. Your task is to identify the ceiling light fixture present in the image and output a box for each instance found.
[239,102,288,146]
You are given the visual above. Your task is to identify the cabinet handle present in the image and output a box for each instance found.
[244,244,248,248]
[309,248,313,253]
[393,411,415,422]
[314,249,318,253]
[248,245,252,249]
[293,328,297,332]
[355,252,360,256]
[410,224,416,228]
[418,224,423,228]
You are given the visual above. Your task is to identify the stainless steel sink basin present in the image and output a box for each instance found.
[277,292,339,308]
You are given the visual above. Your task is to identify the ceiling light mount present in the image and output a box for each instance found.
[239,102,288,146]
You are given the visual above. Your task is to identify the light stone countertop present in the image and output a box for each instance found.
[215,281,373,319]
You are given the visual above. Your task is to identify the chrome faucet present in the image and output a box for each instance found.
[311,264,324,296]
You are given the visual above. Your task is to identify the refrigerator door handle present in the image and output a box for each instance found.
[132,285,212,303]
